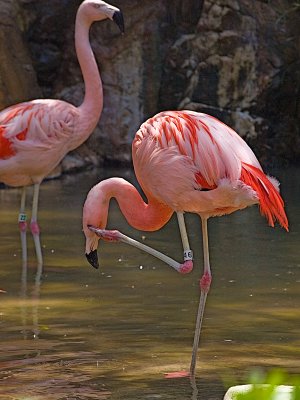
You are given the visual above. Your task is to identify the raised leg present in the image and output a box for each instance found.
[87,225,193,274]
[30,183,43,265]
[18,186,28,265]
[189,216,212,376]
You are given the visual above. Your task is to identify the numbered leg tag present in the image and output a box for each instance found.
[183,250,193,261]
[18,213,27,223]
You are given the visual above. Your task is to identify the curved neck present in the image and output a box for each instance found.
[75,12,103,130]
[83,178,173,232]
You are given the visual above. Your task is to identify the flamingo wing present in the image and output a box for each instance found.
[133,110,288,231]
[0,100,79,160]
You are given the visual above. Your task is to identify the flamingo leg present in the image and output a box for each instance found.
[30,183,43,265]
[88,226,193,274]
[189,216,211,376]
[18,186,28,265]
[176,211,193,264]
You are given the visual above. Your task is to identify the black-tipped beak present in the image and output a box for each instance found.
[113,10,125,34]
[86,249,99,269]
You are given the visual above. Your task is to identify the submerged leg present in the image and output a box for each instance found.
[30,183,43,265]
[19,186,28,265]
[190,216,212,376]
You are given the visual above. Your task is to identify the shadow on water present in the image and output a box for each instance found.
[0,166,299,399]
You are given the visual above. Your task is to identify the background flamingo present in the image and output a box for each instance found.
[83,110,288,377]
[0,0,124,265]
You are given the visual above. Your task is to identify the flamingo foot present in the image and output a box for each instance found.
[88,226,123,242]
[179,260,193,274]
[164,370,190,379]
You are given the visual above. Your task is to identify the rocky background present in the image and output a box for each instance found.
[0,0,299,174]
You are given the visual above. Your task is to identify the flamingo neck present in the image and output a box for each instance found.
[75,13,103,135]
[83,178,173,233]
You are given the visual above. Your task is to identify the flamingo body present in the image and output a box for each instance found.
[0,100,79,186]
[132,110,287,228]
[83,109,288,376]
[0,0,124,265]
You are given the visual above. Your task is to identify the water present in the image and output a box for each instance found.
[0,166,299,400]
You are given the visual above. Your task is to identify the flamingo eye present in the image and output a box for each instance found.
[92,3,101,8]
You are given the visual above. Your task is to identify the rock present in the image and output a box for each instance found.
[160,0,300,165]
[0,0,40,109]
[0,0,299,169]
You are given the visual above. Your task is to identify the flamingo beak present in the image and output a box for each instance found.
[113,10,125,34]
[86,249,99,269]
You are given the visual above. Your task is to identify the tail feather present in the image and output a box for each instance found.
[241,163,289,231]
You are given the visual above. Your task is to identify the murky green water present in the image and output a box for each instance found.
[0,166,299,400]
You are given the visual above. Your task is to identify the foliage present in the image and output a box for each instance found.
[234,369,300,400]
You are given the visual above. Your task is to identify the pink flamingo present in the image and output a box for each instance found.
[83,110,288,376]
[0,0,124,265]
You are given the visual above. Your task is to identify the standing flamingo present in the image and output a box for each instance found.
[0,0,124,265]
[82,110,288,376]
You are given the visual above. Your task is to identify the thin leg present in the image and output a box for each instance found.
[190,216,212,376]
[20,260,28,340]
[176,212,193,270]
[32,261,43,339]
[88,226,194,274]
[30,183,43,265]
[19,186,28,265]
[190,374,198,400]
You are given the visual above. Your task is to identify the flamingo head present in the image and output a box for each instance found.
[86,249,99,269]
[80,0,125,33]
[82,181,109,270]
[84,225,100,269]
[85,226,125,269]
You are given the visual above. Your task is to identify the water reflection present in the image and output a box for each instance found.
[19,260,43,341]
[0,166,299,399]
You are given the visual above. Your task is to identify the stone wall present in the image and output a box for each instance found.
[0,0,40,108]
[160,0,300,165]
[0,0,299,172]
